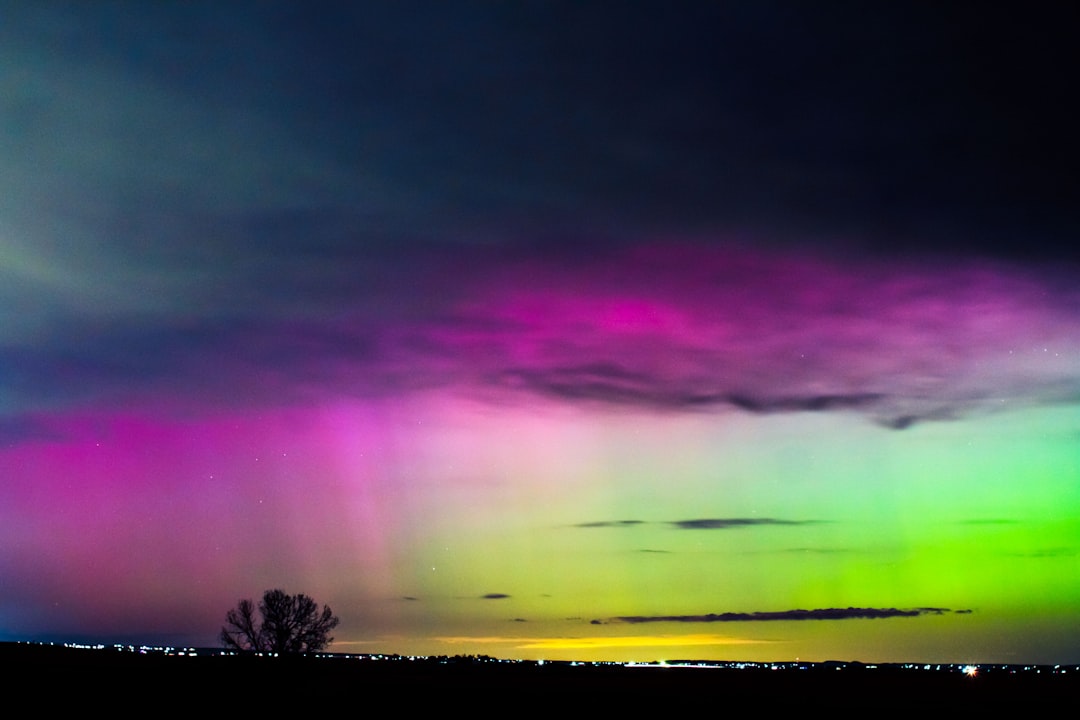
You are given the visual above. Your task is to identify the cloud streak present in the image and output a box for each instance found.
[671,519,819,530]
[573,518,821,530]
[596,607,967,624]
[5,241,1076,433]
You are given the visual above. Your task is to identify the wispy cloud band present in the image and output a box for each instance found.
[596,607,966,624]
[574,518,821,530]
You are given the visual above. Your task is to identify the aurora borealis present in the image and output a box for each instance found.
[2,2,1078,663]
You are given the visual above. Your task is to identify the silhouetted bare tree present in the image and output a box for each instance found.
[221,589,340,653]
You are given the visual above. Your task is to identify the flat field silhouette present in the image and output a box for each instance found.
[7,642,1075,710]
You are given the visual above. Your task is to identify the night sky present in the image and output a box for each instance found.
[2,2,1078,663]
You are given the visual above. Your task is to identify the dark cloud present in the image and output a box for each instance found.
[724,393,886,414]
[482,593,510,600]
[877,415,920,431]
[672,519,819,530]
[502,367,893,418]
[596,607,969,624]
[1011,548,1077,559]
[497,364,728,409]
[1,3,1078,432]
[572,518,820,531]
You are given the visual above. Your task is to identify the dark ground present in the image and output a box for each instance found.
[7,642,1076,710]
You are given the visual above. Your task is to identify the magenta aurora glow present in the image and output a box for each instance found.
[1,2,1078,664]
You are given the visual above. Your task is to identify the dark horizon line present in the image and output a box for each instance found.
[4,640,1077,672]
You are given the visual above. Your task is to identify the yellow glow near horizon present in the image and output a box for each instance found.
[436,633,770,650]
